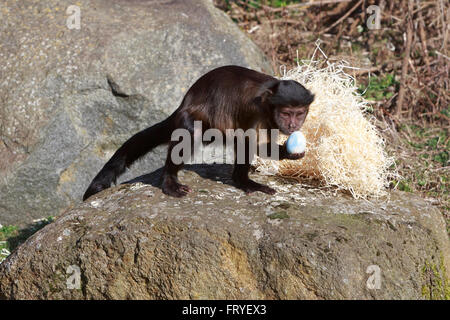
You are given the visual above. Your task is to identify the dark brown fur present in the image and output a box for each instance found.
[83,65,314,200]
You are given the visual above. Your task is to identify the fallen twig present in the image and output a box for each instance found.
[320,0,363,34]
[395,0,414,117]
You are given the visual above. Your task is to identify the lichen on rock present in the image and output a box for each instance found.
[0,166,449,300]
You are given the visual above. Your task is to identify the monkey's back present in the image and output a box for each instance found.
[181,65,276,131]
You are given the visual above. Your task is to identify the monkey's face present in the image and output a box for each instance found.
[274,106,309,135]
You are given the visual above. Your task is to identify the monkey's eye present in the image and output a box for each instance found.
[280,112,290,118]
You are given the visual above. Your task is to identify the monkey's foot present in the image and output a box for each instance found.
[239,180,276,195]
[162,177,192,198]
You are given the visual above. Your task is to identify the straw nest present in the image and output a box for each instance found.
[255,46,397,199]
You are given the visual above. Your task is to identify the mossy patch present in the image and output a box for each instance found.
[421,254,450,300]
[268,211,290,219]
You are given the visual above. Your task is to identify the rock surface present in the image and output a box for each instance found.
[1,166,449,299]
[0,0,271,225]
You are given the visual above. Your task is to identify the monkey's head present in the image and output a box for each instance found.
[264,80,314,135]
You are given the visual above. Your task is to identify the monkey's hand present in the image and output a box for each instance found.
[284,151,305,160]
[279,143,305,160]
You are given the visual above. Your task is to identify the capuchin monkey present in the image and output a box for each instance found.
[83,65,314,200]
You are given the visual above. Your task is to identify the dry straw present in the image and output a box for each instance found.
[256,42,397,199]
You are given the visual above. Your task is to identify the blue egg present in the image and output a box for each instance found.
[286,131,306,154]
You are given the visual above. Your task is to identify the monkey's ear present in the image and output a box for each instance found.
[254,80,280,105]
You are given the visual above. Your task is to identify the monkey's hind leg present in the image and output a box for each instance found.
[161,142,192,198]
[232,137,276,195]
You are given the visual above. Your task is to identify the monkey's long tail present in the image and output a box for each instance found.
[82,116,174,201]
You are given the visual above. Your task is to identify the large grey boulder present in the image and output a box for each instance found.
[0,0,271,225]
[0,167,449,299]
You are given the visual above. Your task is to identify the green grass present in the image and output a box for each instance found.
[441,107,450,118]
[0,225,19,240]
[0,225,18,263]
[359,73,398,101]
[0,216,55,263]
[390,124,449,231]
